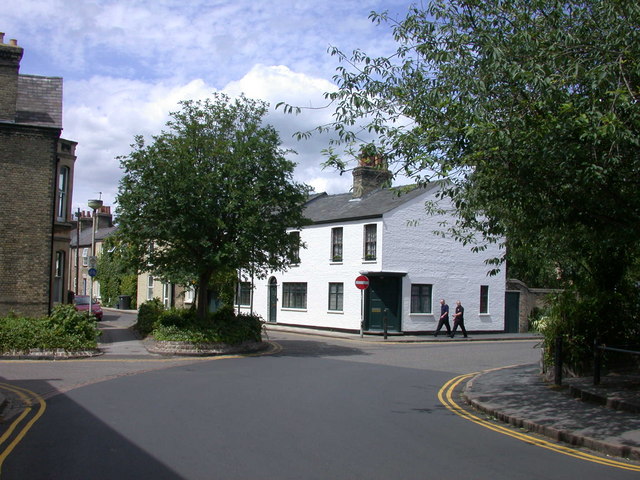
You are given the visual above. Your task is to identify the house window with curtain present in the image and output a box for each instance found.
[331,227,343,262]
[480,285,489,314]
[410,284,432,313]
[328,282,344,311]
[282,282,307,309]
[363,224,377,261]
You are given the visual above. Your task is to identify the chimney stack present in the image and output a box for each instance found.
[352,146,392,198]
[0,33,24,122]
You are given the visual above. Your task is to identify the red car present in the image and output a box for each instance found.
[73,295,104,320]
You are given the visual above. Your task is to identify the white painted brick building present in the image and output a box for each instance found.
[246,166,506,335]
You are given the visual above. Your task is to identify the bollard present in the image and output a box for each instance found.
[554,336,563,386]
[383,309,388,340]
[593,340,601,385]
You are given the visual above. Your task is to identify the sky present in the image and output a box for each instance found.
[2,0,412,214]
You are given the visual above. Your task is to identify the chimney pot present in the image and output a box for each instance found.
[9,39,17,46]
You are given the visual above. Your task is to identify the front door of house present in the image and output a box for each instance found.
[366,276,401,332]
[268,277,278,323]
[505,291,520,333]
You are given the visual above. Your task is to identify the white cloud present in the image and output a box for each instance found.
[2,0,413,212]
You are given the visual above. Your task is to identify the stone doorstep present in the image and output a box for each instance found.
[145,340,269,356]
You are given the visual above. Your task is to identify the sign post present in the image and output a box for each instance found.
[355,275,369,338]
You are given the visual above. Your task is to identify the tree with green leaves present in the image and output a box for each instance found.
[117,93,310,320]
[281,0,640,369]
[96,234,138,308]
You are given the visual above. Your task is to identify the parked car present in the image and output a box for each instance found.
[73,295,103,320]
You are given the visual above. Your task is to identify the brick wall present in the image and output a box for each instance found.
[0,125,59,317]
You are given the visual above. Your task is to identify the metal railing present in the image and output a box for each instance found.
[593,342,640,385]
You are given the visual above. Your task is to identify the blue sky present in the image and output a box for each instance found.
[2,0,411,212]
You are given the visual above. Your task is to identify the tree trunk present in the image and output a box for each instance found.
[197,270,212,321]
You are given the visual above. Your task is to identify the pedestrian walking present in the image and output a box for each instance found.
[434,299,451,337]
[451,300,468,338]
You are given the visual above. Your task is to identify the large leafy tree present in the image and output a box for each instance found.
[284,0,640,361]
[96,234,138,308]
[117,93,310,319]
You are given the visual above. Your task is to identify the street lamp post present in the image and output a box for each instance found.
[87,199,103,318]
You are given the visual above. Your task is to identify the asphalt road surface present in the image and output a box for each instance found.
[1,322,637,479]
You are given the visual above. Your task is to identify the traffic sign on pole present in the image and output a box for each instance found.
[355,275,369,290]
[88,268,97,277]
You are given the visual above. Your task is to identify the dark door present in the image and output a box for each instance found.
[366,276,401,332]
[268,277,278,323]
[504,291,520,333]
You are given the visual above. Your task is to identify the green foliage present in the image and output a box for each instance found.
[135,298,165,336]
[533,287,640,375]
[96,234,138,307]
[0,305,100,353]
[136,301,262,345]
[116,93,311,319]
[281,0,640,372]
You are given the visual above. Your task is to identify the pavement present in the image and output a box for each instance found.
[1,314,639,463]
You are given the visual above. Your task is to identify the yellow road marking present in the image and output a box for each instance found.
[438,372,640,472]
[0,383,47,474]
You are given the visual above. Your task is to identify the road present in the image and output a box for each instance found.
[0,312,637,479]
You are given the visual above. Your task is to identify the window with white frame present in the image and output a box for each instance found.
[289,231,301,264]
[328,282,344,311]
[184,286,195,304]
[411,284,432,313]
[236,282,252,306]
[53,251,65,303]
[363,224,377,261]
[82,248,89,266]
[56,166,69,222]
[147,275,154,300]
[282,282,307,309]
[480,285,489,314]
[331,227,343,262]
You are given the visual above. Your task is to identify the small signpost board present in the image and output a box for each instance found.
[355,275,369,337]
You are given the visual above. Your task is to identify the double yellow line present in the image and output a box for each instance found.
[0,383,46,474]
[438,372,640,472]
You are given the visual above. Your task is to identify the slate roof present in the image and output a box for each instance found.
[304,182,440,224]
[16,74,63,128]
[70,225,118,248]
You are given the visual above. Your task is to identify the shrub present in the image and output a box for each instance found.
[150,305,263,345]
[136,298,165,336]
[0,305,100,353]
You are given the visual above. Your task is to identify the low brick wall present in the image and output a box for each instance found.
[146,340,268,356]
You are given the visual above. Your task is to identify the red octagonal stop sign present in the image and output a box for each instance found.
[355,275,369,290]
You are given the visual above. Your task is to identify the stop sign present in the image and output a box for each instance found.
[355,275,369,290]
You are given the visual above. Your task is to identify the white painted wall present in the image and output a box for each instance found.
[382,191,505,332]
[250,218,382,330]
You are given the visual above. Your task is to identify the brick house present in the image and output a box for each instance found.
[0,33,77,317]
[69,206,117,300]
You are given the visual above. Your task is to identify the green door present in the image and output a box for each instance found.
[504,291,520,333]
[366,276,401,332]
[268,277,278,323]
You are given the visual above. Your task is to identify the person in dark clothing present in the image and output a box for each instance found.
[434,298,451,337]
[451,300,468,338]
